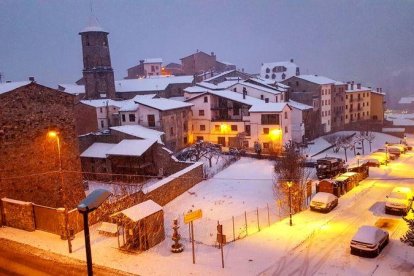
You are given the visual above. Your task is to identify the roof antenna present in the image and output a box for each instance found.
[90,0,94,14]
[0,72,3,83]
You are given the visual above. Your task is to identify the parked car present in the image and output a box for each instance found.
[385,187,413,215]
[363,158,380,168]
[388,143,407,153]
[387,146,403,157]
[310,192,338,213]
[369,152,388,165]
[350,226,389,257]
[375,149,397,160]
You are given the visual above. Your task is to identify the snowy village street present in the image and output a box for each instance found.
[0,133,414,275]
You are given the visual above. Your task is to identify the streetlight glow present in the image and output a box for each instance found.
[48,130,58,138]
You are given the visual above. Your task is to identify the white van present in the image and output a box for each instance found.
[310,192,338,213]
[385,187,413,215]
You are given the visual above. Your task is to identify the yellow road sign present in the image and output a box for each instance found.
[184,209,202,224]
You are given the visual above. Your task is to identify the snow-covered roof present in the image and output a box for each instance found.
[288,100,313,110]
[110,125,164,142]
[200,89,264,106]
[231,82,282,95]
[114,200,162,222]
[107,139,157,157]
[115,76,193,93]
[0,81,30,95]
[169,96,186,102]
[58,84,85,94]
[119,101,138,112]
[184,86,210,94]
[80,143,116,158]
[79,16,107,33]
[198,82,220,90]
[297,75,344,85]
[352,226,383,245]
[249,103,288,113]
[216,80,240,89]
[203,70,235,82]
[80,99,128,108]
[131,94,157,100]
[134,98,193,111]
[143,58,162,64]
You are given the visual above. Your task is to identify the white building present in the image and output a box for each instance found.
[260,59,300,82]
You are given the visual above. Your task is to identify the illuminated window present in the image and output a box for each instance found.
[215,125,220,131]
[263,128,269,134]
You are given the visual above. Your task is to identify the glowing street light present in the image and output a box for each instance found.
[356,152,361,167]
[48,130,72,253]
[287,181,293,226]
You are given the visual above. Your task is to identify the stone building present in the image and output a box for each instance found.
[79,17,116,99]
[344,82,371,124]
[125,58,163,79]
[331,83,347,132]
[180,50,236,76]
[0,81,85,208]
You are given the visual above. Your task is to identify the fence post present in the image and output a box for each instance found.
[267,203,270,227]
[244,211,248,236]
[257,207,260,231]
[232,216,235,241]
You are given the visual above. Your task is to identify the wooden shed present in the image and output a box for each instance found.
[111,200,165,251]
[316,179,341,197]
[340,172,359,191]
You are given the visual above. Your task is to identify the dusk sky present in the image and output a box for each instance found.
[1,0,414,104]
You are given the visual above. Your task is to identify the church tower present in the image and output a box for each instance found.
[79,17,116,99]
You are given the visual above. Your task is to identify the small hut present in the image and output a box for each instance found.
[111,200,165,251]
[316,179,340,197]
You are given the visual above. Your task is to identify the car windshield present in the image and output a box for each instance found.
[390,192,407,200]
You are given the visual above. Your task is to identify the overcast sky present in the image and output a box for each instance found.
[1,0,413,103]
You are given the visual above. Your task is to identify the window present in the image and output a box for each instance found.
[285,126,288,133]
[100,120,104,128]
[183,123,188,131]
[243,141,249,148]
[129,114,136,122]
[200,125,206,131]
[261,114,280,125]
[215,125,220,131]
[245,125,251,136]
[272,74,276,79]
[147,114,155,127]
[99,107,103,113]
[183,137,188,144]
[122,114,126,122]
[199,110,205,116]
[266,68,270,73]
[151,65,155,72]
[296,81,299,86]
[263,128,269,134]
[196,136,203,141]
[204,96,208,103]
[231,125,237,131]
[170,127,174,135]
[284,112,288,119]
[263,143,269,149]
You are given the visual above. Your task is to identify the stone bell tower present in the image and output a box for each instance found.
[79,17,116,99]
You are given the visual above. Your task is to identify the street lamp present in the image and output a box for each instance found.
[48,130,72,253]
[287,181,293,226]
[385,141,389,166]
[77,189,111,276]
[356,152,361,167]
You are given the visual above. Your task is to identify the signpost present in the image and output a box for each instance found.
[184,209,202,264]
[217,223,226,268]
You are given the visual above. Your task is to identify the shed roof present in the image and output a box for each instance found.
[106,139,157,157]
[113,200,162,222]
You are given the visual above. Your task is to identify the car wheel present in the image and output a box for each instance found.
[376,247,380,257]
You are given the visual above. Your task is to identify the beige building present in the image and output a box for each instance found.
[370,88,386,123]
[345,82,371,124]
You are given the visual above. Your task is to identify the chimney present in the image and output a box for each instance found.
[243,87,247,99]
[376,88,380,92]
[351,80,354,84]
[242,68,245,73]
[290,58,294,63]
[139,60,144,65]
[380,88,383,92]
[357,83,361,89]
[350,83,354,90]
[29,76,35,82]
[211,52,215,57]
[6,80,11,83]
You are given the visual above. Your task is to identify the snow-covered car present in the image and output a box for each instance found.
[385,187,413,215]
[368,152,388,165]
[388,144,407,153]
[310,192,338,213]
[375,149,397,160]
[387,146,403,157]
[363,158,380,167]
[350,226,389,257]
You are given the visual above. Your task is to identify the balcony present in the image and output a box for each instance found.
[211,117,243,122]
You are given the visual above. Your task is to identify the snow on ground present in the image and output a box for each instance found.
[386,112,414,126]
[2,133,414,275]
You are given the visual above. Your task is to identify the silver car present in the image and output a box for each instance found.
[350,226,389,257]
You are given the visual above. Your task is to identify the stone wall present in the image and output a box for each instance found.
[1,198,35,231]
[0,82,85,209]
[74,102,98,135]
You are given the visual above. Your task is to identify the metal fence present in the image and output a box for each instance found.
[165,203,287,246]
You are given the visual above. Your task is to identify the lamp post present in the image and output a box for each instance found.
[385,141,388,166]
[287,181,293,226]
[48,131,72,253]
[77,189,111,276]
[356,152,361,167]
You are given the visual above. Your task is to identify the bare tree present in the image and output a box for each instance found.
[365,131,376,152]
[325,134,342,153]
[177,141,221,167]
[273,142,312,214]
